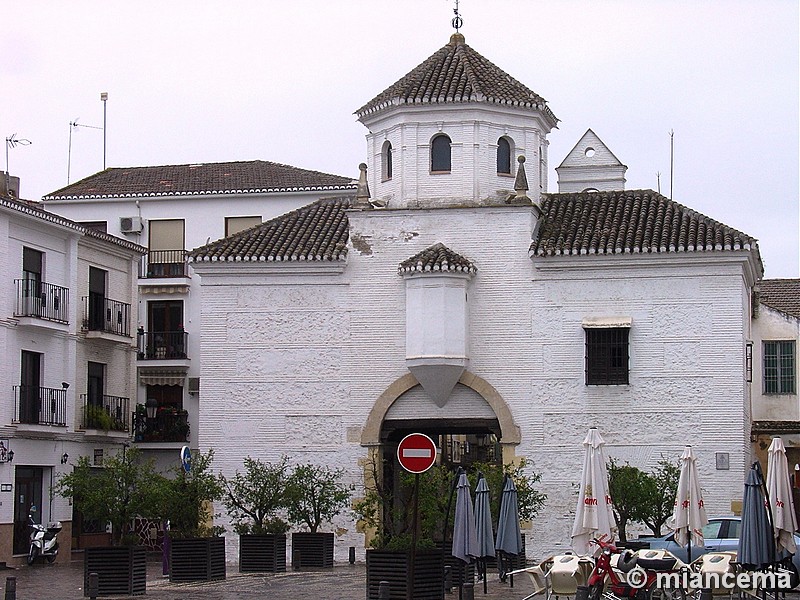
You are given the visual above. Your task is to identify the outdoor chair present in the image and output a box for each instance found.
[511,554,595,600]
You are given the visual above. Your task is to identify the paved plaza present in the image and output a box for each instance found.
[1,558,533,600]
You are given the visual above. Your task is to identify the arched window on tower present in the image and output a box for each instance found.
[497,137,512,174]
[431,134,452,173]
[382,141,393,181]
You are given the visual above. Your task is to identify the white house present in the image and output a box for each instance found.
[188,33,763,560]
[0,177,143,565]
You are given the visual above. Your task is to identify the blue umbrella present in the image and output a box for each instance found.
[739,461,775,570]
[474,475,495,594]
[495,475,523,580]
[452,472,478,564]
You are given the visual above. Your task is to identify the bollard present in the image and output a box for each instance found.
[4,576,16,600]
[444,565,453,592]
[87,572,99,600]
[699,589,713,600]
[378,580,390,600]
[575,585,589,600]
[349,546,356,565]
[463,582,475,600]
[292,548,301,571]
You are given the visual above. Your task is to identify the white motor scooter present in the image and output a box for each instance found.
[27,514,62,565]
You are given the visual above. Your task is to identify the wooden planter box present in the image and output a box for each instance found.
[239,534,286,573]
[84,546,146,596]
[366,549,444,600]
[169,537,226,582]
[291,532,334,568]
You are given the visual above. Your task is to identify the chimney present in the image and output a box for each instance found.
[2,172,20,199]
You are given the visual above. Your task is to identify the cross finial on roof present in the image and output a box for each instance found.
[452,0,463,33]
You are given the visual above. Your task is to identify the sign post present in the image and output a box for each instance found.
[396,433,437,600]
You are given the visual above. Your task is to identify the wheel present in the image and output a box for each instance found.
[589,583,604,600]
[27,545,39,566]
[45,553,56,564]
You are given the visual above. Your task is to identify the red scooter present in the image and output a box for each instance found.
[587,536,688,600]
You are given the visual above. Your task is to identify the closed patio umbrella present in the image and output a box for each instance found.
[495,474,523,581]
[671,445,708,563]
[571,427,616,555]
[739,460,775,571]
[474,474,494,594]
[767,437,798,557]
[452,471,478,563]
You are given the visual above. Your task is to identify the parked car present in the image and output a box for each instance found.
[645,516,800,584]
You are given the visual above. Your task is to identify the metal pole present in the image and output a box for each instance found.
[408,472,420,600]
[87,572,99,600]
[464,582,475,600]
[4,576,16,600]
[101,92,108,170]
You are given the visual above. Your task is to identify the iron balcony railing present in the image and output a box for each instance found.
[80,394,130,432]
[137,330,188,360]
[139,250,188,278]
[82,295,131,337]
[14,279,69,323]
[132,408,190,443]
[12,385,68,426]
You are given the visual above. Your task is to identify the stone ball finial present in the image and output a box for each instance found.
[359,163,367,172]
[518,155,526,164]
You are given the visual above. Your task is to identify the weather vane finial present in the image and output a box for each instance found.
[452,0,463,33]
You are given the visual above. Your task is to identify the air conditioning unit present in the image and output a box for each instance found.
[187,377,200,395]
[120,216,144,233]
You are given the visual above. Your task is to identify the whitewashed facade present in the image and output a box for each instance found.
[189,33,763,562]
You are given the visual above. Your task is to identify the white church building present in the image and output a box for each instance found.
[188,32,763,559]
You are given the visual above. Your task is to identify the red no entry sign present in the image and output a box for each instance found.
[397,433,437,474]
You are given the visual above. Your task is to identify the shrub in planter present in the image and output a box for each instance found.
[221,456,291,572]
[285,463,351,568]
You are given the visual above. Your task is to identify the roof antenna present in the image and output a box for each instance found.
[669,129,674,200]
[452,0,463,32]
[67,118,102,185]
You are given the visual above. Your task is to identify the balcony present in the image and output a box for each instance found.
[82,295,132,338]
[137,330,188,360]
[139,250,188,279]
[80,394,130,433]
[14,280,69,327]
[12,385,67,426]
[132,407,190,443]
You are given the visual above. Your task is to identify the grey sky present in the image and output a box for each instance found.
[4,1,798,277]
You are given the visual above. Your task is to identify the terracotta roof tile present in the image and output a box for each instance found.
[758,279,800,318]
[188,197,351,263]
[356,34,557,126]
[398,242,477,275]
[44,161,355,200]
[531,189,759,260]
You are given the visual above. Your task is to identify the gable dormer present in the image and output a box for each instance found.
[556,129,627,192]
[356,33,558,210]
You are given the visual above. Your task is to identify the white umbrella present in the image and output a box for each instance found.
[767,437,798,556]
[571,427,616,555]
[672,445,708,562]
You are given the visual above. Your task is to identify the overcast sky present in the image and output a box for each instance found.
[4,1,798,277]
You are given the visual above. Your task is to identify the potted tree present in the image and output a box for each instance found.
[285,462,352,568]
[55,447,163,596]
[221,456,291,573]
[157,449,226,582]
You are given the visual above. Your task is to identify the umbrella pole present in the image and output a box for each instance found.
[483,557,487,594]
[442,468,464,600]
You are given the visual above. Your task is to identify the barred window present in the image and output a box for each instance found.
[764,341,795,394]
[585,327,629,385]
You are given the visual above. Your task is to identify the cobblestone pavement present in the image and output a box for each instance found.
[1,558,534,600]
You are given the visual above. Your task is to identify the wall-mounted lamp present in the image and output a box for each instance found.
[61,382,70,390]
[146,397,158,420]
[0,440,11,463]
[61,453,69,464]
[6,450,13,463]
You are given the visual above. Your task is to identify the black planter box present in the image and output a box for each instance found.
[291,532,334,568]
[239,534,286,573]
[84,546,146,596]
[169,537,226,582]
[366,549,444,600]
[436,541,476,588]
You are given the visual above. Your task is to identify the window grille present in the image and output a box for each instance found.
[585,327,629,385]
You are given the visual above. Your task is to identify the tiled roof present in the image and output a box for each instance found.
[398,243,477,275]
[758,279,800,318]
[188,197,351,263]
[356,33,557,125]
[531,189,759,260]
[43,161,355,200]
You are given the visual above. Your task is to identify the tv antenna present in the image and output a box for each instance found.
[5,133,32,197]
[67,118,102,184]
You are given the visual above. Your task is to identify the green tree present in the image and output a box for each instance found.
[55,447,165,545]
[286,463,352,533]
[607,459,648,542]
[221,456,291,535]
[640,458,680,536]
